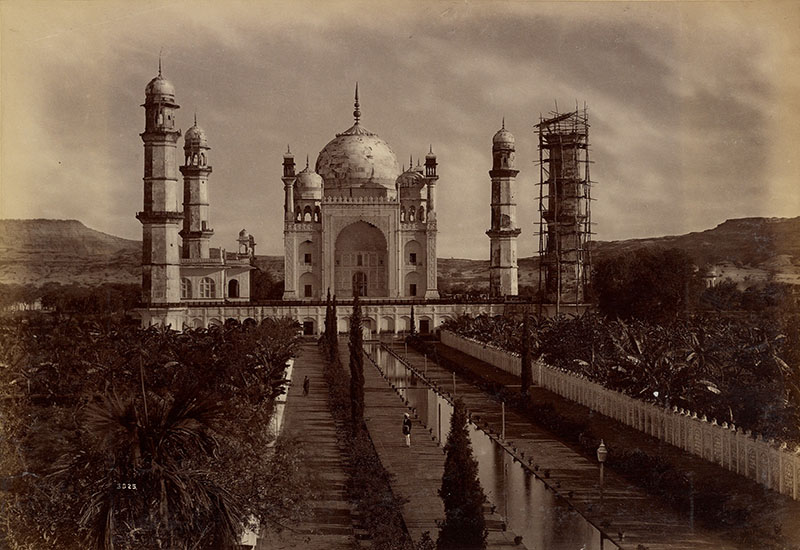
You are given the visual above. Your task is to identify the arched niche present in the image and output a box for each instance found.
[335,221,388,297]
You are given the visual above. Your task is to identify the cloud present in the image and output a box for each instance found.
[1,0,798,259]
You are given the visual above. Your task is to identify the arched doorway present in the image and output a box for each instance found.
[335,221,388,297]
[228,279,240,298]
[352,271,367,297]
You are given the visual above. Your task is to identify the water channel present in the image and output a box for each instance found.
[366,343,619,550]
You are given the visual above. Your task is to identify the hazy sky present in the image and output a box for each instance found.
[2,1,798,258]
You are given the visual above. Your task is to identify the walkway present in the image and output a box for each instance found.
[387,341,741,550]
[345,344,526,549]
[256,343,357,550]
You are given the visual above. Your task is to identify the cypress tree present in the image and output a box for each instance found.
[324,288,332,352]
[520,314,532,399]
[329,294,339,362]
[437,398,487,550]
[349,293,365,430]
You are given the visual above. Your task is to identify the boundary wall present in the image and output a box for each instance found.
[441,330,800,500]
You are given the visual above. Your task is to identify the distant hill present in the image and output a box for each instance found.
[588,217,800,287]
[0,219,140,286]
[1,217,798,288]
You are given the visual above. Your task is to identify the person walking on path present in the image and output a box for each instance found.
[402,413,412,447]
[303,375,310,396]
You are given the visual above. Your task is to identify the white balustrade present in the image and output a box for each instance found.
[441,330,800,500]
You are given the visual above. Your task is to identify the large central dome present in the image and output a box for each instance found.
[315,87,400,197]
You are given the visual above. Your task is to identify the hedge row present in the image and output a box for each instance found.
[319,338,422,550]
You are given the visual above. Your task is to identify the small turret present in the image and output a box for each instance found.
[283,145,295,177]
[425,145,437,177]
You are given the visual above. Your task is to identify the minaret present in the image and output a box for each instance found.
[179,114,213,259]
[282,146,296,220]
[282,146,298,300]
[136,61,182,305]
[424,145,440,298]
[487,120,521,297]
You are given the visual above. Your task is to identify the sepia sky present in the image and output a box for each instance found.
[1,0,799,259]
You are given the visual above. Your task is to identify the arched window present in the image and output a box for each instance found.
[418,206,425,222]
[181,278,192,299]
[400,206,406,222]
[295,206,302,222]
[409,208,415,222]
[303,205,312,222]
[200,153,206,166]
[314,206,321,223]
[193,153,199,165]
[200,277,215,299]
[228,279,239,298]
[185,154,191,166]
[157,112,164,125]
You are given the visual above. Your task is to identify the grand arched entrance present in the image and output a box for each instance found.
[335,221,388,297]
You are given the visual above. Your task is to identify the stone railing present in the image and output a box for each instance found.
[323,195,397,204]
[441,330,800,500]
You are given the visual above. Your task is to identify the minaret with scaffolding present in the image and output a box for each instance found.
[535,106,593,310]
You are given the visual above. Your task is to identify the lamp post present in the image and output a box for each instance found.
[596,440,608,509]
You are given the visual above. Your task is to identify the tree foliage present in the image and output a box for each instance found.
[593,248,704,323]
[0,316,309,549]
[323,290,339,362]
[349,294,365,431]
[520,314,532,398]
[442,310,800,444]
[0,282,140,314]
[437,398,486,550]
[250,268,284,300]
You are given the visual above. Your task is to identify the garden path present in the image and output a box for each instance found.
[256,343,357,550]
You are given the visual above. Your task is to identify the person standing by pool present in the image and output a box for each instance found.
[402,413,412,447]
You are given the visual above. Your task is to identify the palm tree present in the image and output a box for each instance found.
[63,386,242,550]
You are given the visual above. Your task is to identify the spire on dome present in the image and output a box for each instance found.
[305,154,309,169]
[194,112,197,126]
[502,116,505,130]
[353,82,361,124]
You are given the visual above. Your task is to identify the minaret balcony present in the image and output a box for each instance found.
[140,129,182,141]
[136,210,184,224]
[179,229,214,239]
[485,228,521,239]
[180,165,213,175]
[489,168,520,178]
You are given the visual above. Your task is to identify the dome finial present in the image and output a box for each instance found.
[194,111,197,126]
[287,144,292,154]
[306,154,309,169]
[409,154,413,168]
[158,48,163,77]
[502,116,505,130]
[429,144,433,154]
[353,82,361,124]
